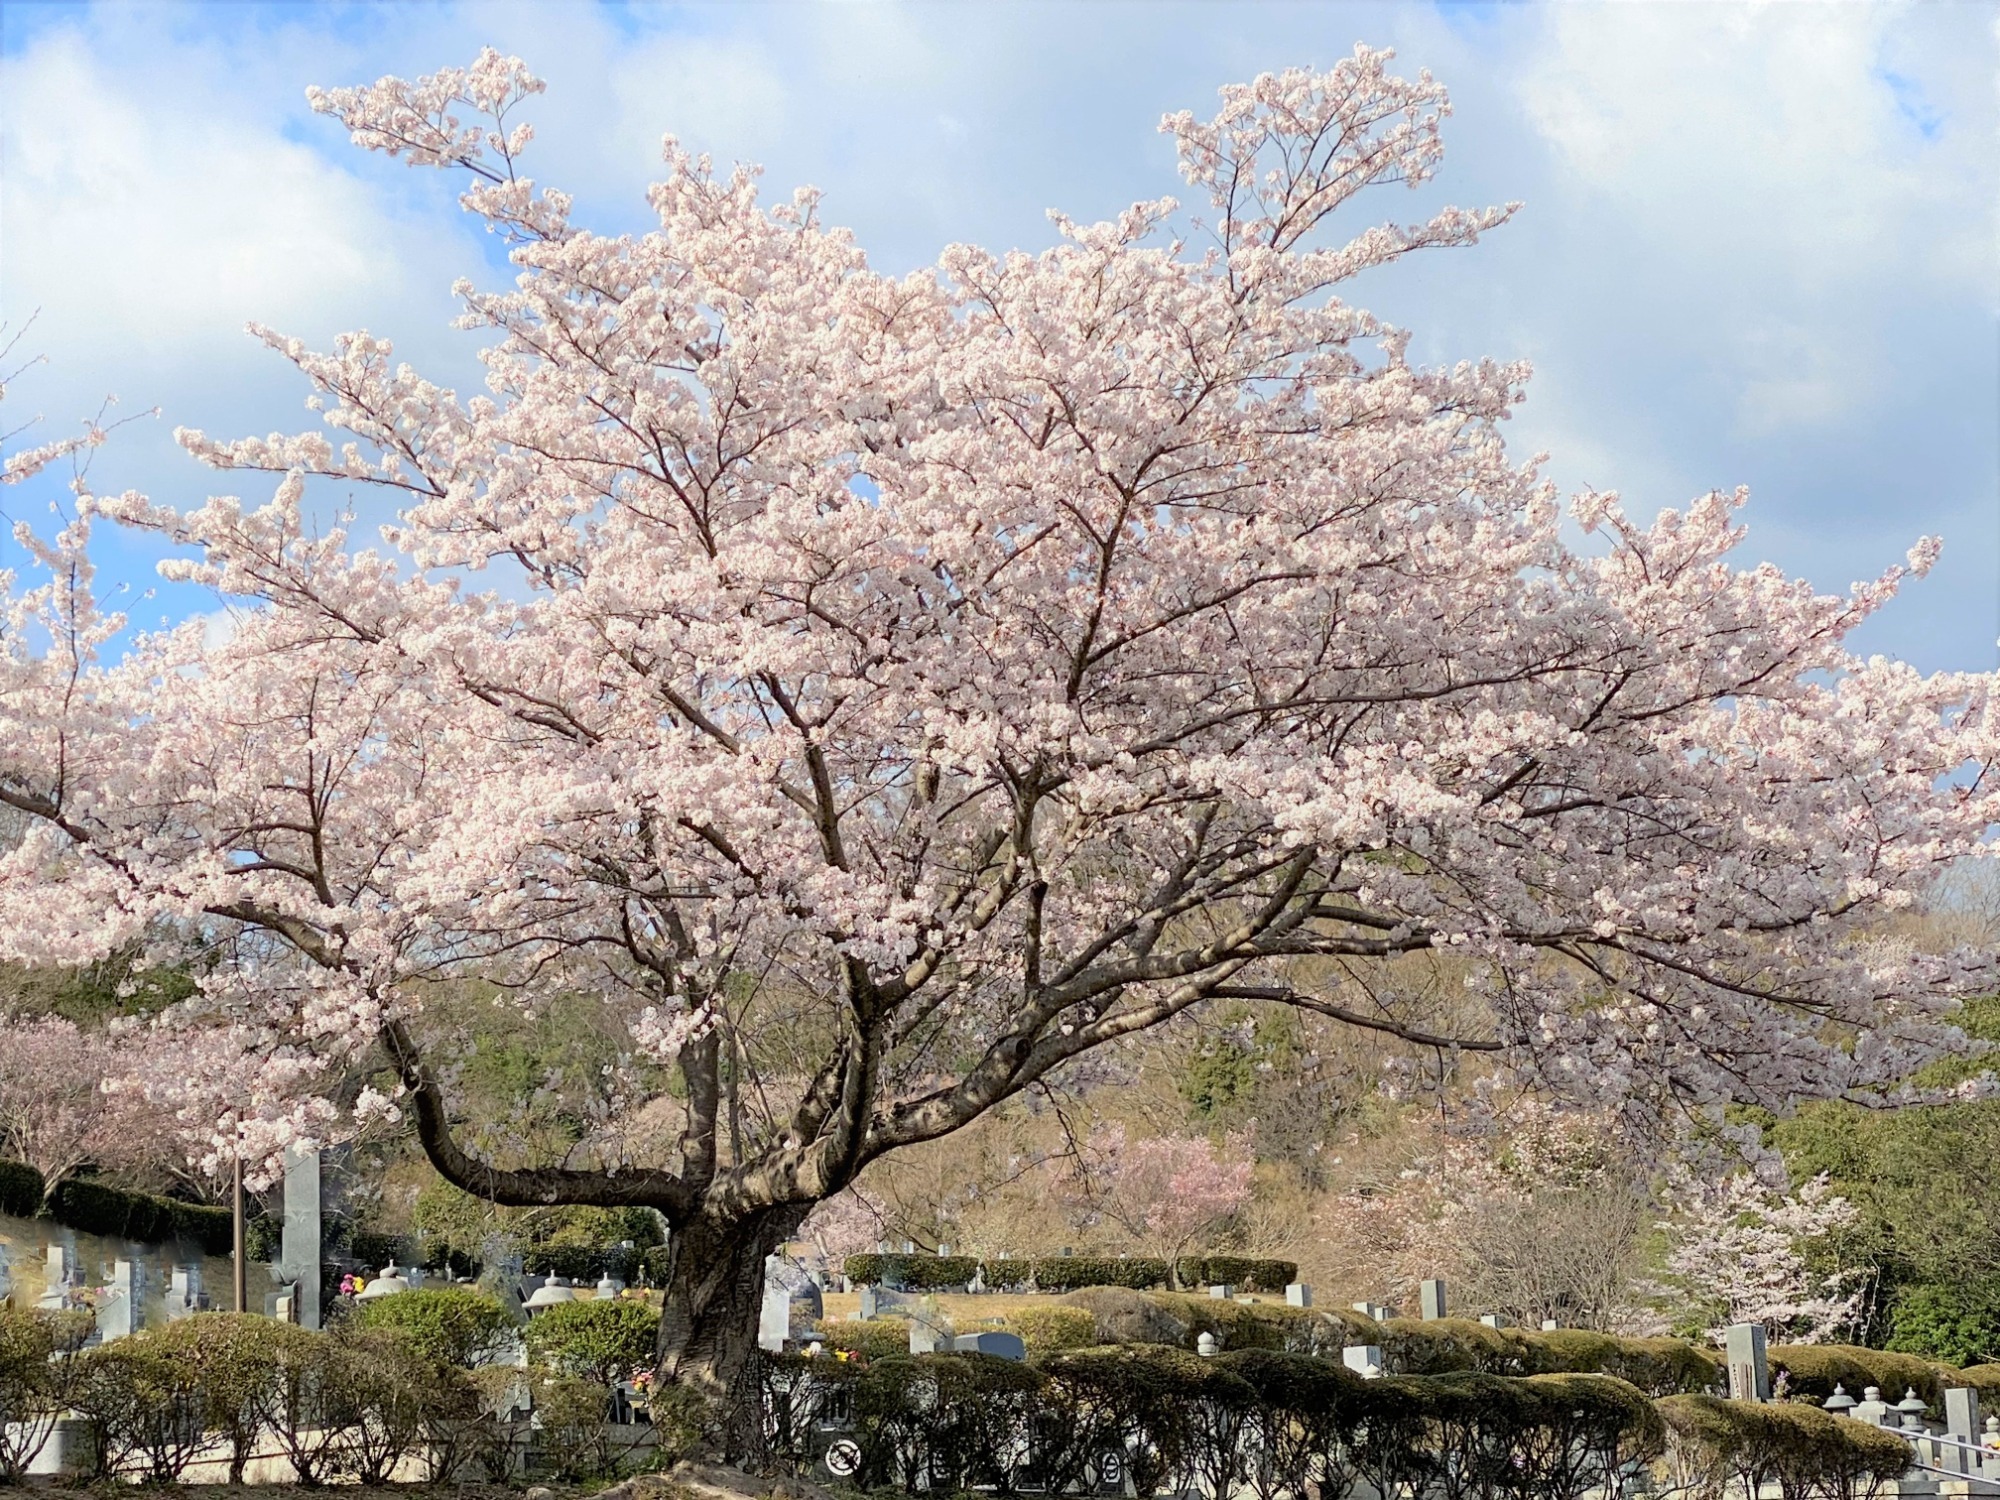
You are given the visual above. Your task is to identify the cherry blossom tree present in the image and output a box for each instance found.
[1654,1170,1866,1344]
[0,1013,123,1203]
[1066,1125,1254,1282]
[3,44,1998,1435]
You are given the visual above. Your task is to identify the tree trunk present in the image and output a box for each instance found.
[655,1202,813,1460]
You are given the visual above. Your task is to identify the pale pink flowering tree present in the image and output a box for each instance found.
[1654,1170,1866,1344]
[3,43,1998,1433]
[1066,1125,1254,1283]
[0,1013,124,1203]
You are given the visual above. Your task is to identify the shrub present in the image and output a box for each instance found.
[1521,1328,1724,1396]
[1216,1349,1366,1500]
[812,1317,913,1361]
[1656,1394,1911,1500]
[1953,1364,2000,1396]
[356,1285,513,1368]
[1154,1294,1373,1359]
[980,1257,1036,1290]
[47,1176,232,1254]
[0,1305,93,1481]
[838,1253,978,1290]
[0,1160,42,1218]
[855,1353,1049,1492]
[1768,1343,1948,1410]
[138,1314,293,1483]
[1038,1344,1256,1500]
[527,1367,626,1481]
[1378,1315,1532,1376]
[1196,1256,1299,1293]
[999,1305,1097,1354]
[1061,1286,1193,1347]
[1886,1279,2000,1368]
[1030,1256,1169,1293]
[72,1341,202,1482]
[524,1297,661,1384]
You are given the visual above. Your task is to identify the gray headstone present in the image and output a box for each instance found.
[1725,1323,1770,1403]
[97,1259,146,1341]
[952,1331,1026,1361]
[1341,1344,1384,1378]
[758,1281,792,1354]
[1209,1284,1235,1299]
[279,1144,323,1331]
[907,1306,951,1354]
[38,1244,79,1310]
[1285,1283,1312,1308]
[1479,1313,1509,1328]
[1943,1389,1983,1475]
[1541,1319,1560,1331]
[1420,1279,1447,1321]
[167,1265,207,1318]
[858,1285,879,1320]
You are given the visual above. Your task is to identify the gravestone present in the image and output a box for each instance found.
[166,1264,208,1318]
[97,1259,146,1341]
[1419,1279,1448,1321]
[1285,1283,1312,1308]
[278,1144,323,1331]
[759,1281,793,1354]
[952,1331,1025,1361]
[1479,1313,1509,1329]
[1341,1345,1384,1378]
[858,1285,879,1320]
[38,1245,80,1310]
[907,1305,951,1354]
[1540,1319,1559,1331]
[1724,1323,1770,1403]
[1209,1284,1235,1299]
[1942,1388,1985,1479]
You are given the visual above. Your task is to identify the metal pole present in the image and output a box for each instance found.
[233,1151,248,1313]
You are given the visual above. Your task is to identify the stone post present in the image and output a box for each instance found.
[1724,1323,1769,1402]
[279,1144,323,1331]
[1419,1279,1447,1321]
[1286,1283,1312,1308]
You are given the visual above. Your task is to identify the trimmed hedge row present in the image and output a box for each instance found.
[0,1159,234,1256]
[840,1252,1298,1293]
[763,1345,1663,1500]
[1768,1343,1951,1409]
[1658,1394,1910,1496]
[0,1303,665,1485]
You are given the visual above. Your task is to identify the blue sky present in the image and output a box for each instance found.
[2,1,1995,669]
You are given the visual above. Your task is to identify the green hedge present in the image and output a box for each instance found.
[812,1317,915,1361]
[1033,1256,1170,1292]
[355,1286,513,1368]
[843,1253,979,1290]
[979,1257,1036,1290]
[0,1161,233,1254]
[0,1160,42,1217]
[1768,1343,1948,1410]
[47,1176,233,1255]
[759,1345,1665,1500]
[1657,1394,1910,1495]
[522,1298,660,1384]
[1175,1256,1299,1292]
[995,1305,1097,1354]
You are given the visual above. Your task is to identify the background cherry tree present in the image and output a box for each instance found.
[1061,1125,1255,1283]
[3,43,1997,1434]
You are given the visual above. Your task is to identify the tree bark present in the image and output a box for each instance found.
[655,1202,814,1459]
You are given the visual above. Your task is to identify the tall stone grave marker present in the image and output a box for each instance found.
[1419,1279,1447,1321]
[1724,1323,1770,1402]
[279,1144,323,1330]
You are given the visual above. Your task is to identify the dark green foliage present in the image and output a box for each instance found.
[1886,1277,2000,1366]
[523,1297,661,1383]
[1033,1256,1171,1292]
[0,1160,41,1218]
[355,1285,513,1368]
[1183,1255,1298,1292]
[843,1252,979,1289]
[45,1175,233,1254]
[980,1257,1035,1290]
[1657,1394,1911,1498]
[1217,1349,1365,1500]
